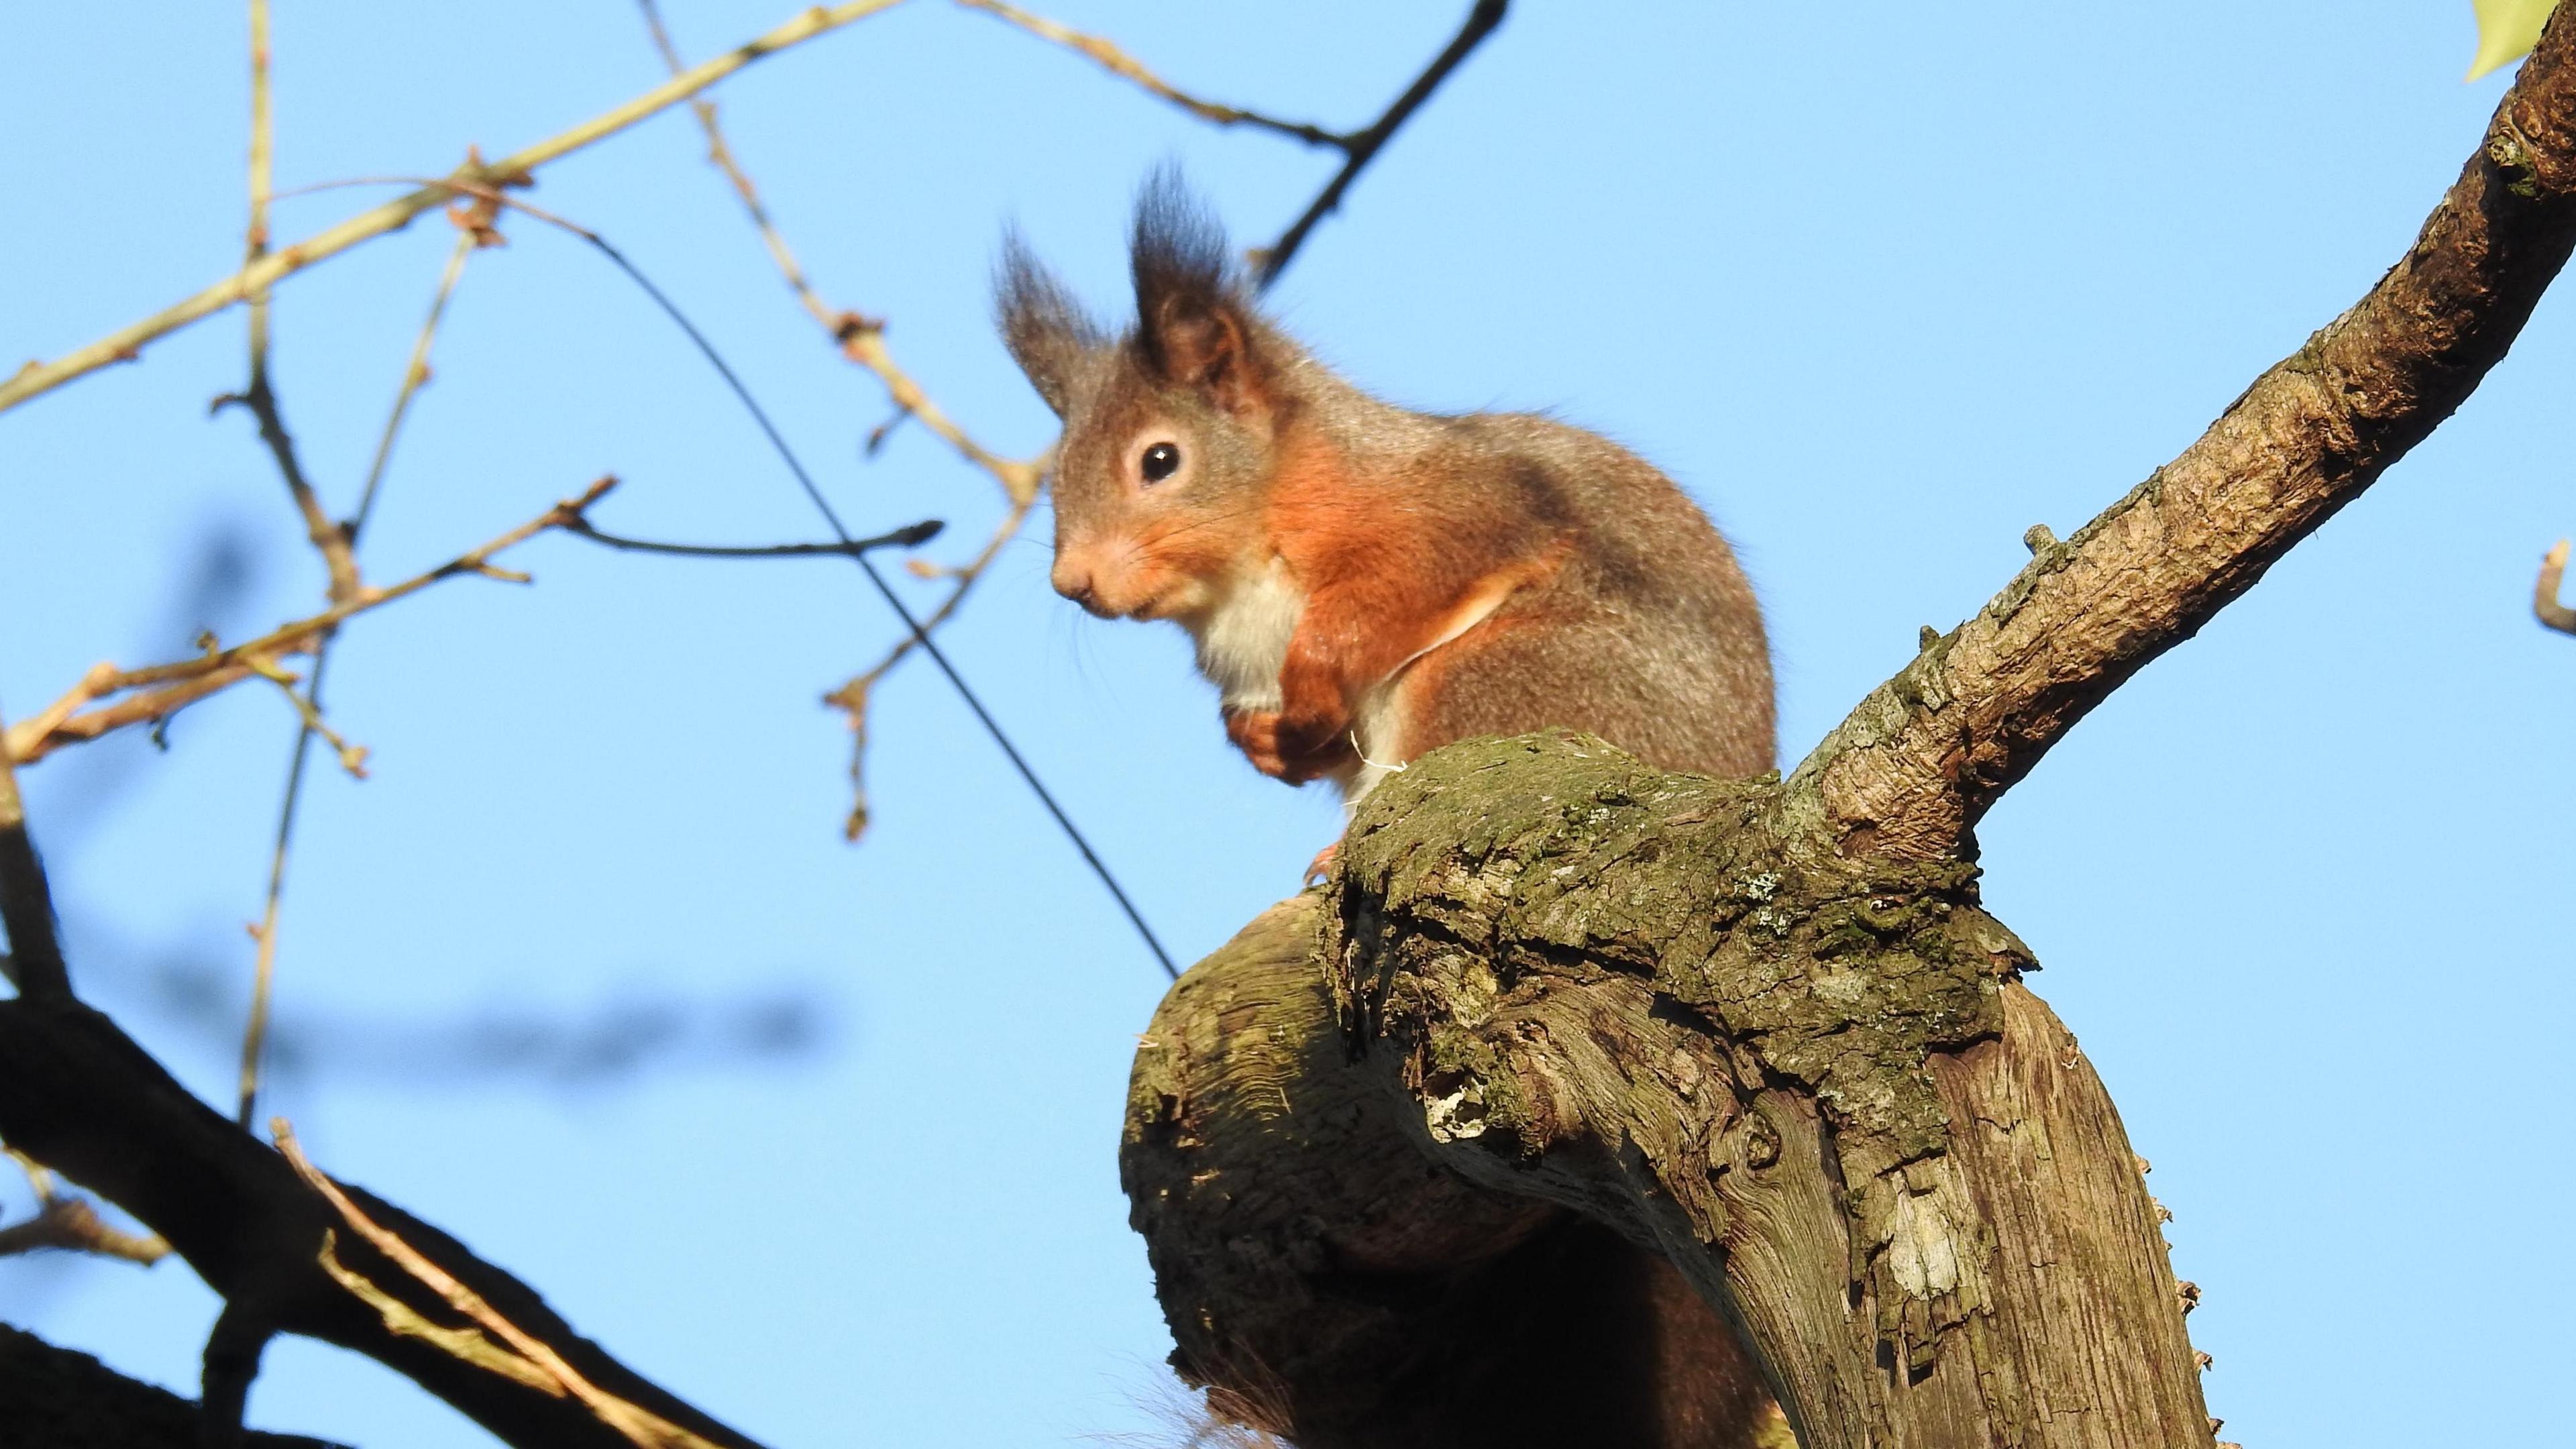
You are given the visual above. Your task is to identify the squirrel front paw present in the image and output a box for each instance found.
[1224,709,1352,785]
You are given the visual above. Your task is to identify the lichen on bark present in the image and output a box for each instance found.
[1330,731,2032,1185]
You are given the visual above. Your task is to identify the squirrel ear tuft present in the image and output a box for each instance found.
[996,231,1099,419]
[1130,170,1265,415]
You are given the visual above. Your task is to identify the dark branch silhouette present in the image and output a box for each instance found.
[564,514,943,561]
[1253,1,1509,289]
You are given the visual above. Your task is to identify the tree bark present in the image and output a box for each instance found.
[1130,735,2200,1448]
[0,1324,347,1449]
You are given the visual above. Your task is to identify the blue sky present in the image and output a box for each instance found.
[3,3,2570,1446]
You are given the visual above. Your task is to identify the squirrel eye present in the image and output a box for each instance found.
[1140,441,1182,484]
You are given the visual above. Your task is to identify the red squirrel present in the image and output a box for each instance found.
[998,178,1774,812]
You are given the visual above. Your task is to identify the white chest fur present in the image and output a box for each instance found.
[1184,555,1303,713]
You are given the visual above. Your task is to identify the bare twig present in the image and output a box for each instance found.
[823,490,1034,839]
[0,698,70,1003]
[636,1,1057,835]
[354,231,478,535]
[0,0,908,417]
[1252,0,1509,289]
[5,478,619,767]
[565,514,943,561]
[241,653,370,778]
[955,0,1346,148]
[237,231,476,1130]
[635,0,1042,503]
[2538,538,2575,634]
[0,1153,170,1267]
[276,1122,728,1449]
[0,1193,171,1264]
[222,0,362,606]
[1789,7,2576,860]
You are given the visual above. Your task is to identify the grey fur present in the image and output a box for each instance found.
[995,231,1102,418]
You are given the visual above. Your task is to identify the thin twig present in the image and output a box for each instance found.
[824,492,1034,839]
[954,0,1346,148]
[354,231,478,536]
[2538,538,2575,635]
[1253,0,1509,290]
[5,478,619,767]
[237,231,476,1130]
[635,1,1042,503]
[242,654,370,778]
[0,0,908,417]
[565,515,943,561]
[0,698,70,1003]
[0,1174,170,1265]
[633,5,1066,844]
[223,0,362,605]
[270,170,1169,973]
[276,1122,727,1449]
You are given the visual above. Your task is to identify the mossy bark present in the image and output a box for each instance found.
[1126,733,2208,1448]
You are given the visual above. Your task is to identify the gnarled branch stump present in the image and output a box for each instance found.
[1128,734,2199,1448]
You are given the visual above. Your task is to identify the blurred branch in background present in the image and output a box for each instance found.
[155,946,830,1091]
[2538,538,2575,634]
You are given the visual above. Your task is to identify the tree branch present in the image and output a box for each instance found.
[4,478,618,767]
[0,1187,169,1265]
[0,995,767,1449]
[278,1124,733,1449]
[1788,7,2576,861]
[955,0,1347,149]
[1,1324,343,1448]
[564,514,942,561]
[637,0,1043,504]
[223,0,366,605]
[1252,0,1509,290]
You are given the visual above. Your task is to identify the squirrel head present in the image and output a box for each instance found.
[998,176,1287,622]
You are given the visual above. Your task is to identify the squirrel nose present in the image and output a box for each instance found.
[1052,558,1108,616]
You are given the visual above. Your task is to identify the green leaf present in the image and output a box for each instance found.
[2469,0,2559,80]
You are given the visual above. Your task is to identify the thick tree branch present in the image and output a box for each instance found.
[1128,734,2206,1449]
[1123,895,1783,1449]
[0,995,766,1449]
[0,700,69,1003]
[1,1324,343,1448]
[1789,8,2576,860]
